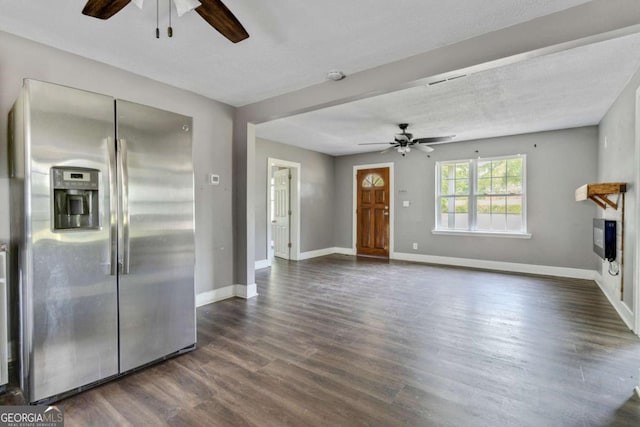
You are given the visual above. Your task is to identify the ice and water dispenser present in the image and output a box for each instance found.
[51,167,100,230]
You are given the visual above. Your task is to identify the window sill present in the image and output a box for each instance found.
[431,229,532,239]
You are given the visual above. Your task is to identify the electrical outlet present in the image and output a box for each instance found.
[412,242,418,250]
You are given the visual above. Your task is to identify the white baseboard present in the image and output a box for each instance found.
[299,247,337,260]
[196,285,235,307]
[235,283,258,299]
[297,247,356,260]
[281,247,596,283]
[333,247,356,256]
[196,283,258,307]
[391,252,598,280]
[593,273,634,330]
[255,259,271,270]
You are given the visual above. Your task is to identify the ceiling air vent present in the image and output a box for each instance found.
[428,74,467,86]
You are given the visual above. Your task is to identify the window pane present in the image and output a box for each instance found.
[455,163,469,179]
[455,179,469,195]
[477,213,491,230]
[491,214,507,231]
[440,197,452,214]
[455,197,468,213]
[477,196,490,214]
[442,179,455,195]
[507,158,522,177]
[440,213,452,228]
[491,196,507,214]
[440,197,447,213]
[454,214,469,229]
[477,161,491,179]
[507,175,522,193]
[477,178,491,195]
[477,196,509,231]
[362,173,384,188]
[441,164,451,180]
[492,177,507,194]
[507,196,522,214]
[492,160,506,176]
[439,197,468,230]
[506,214,522,231]
[440,213,469,229]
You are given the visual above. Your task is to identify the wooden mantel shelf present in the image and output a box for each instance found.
[575,182,627,209]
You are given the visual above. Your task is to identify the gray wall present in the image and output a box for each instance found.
[255,138,335,261]
[598,66,640,308]
[335,127,599,269]
[0,31,235,294]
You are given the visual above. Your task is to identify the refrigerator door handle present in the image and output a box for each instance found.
[108,137,118,276]
[118,138,131,275]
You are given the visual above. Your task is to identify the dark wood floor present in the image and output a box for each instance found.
[3,254,640,426]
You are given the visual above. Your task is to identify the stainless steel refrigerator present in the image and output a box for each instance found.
[9,79,196,404]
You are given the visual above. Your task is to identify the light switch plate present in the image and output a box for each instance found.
[403,200,410,207]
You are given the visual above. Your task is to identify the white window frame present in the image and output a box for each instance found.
[433,154,531,239]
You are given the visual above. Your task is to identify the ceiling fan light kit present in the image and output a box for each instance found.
[358,123,453,157]
[133,0,200,16]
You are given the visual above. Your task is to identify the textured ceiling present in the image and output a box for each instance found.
[255,33,640,156]
[0,0,592,106]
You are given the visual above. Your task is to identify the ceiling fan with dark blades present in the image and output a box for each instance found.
[359,123,455,156]
[82,0,249,43]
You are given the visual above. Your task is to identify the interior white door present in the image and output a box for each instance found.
[273,168,290,259]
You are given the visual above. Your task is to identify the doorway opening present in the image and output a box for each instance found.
[267,158,300,262]
[353,163,394,258]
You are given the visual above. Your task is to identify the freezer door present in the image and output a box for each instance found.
[24,80,119,402]
[115,100,195,372]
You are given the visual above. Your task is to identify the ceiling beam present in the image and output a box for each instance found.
[237,0,640,125]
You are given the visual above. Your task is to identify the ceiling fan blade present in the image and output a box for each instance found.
[196,0,249,43]
[82,0,131,19]
[413,144,434,153]
[413,135,456,144]
[358,142,394,146]
[380,145,398,154]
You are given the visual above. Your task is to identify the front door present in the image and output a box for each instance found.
[357,167,390,257]
[273,168,291,259]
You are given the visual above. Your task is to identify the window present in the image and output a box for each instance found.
[435,155,527,236]
[362,173,385,188]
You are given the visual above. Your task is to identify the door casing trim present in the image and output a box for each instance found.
[267,158,301,262]
[352,162,394,257]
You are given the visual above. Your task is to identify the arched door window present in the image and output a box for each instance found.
[362,173,385,188]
